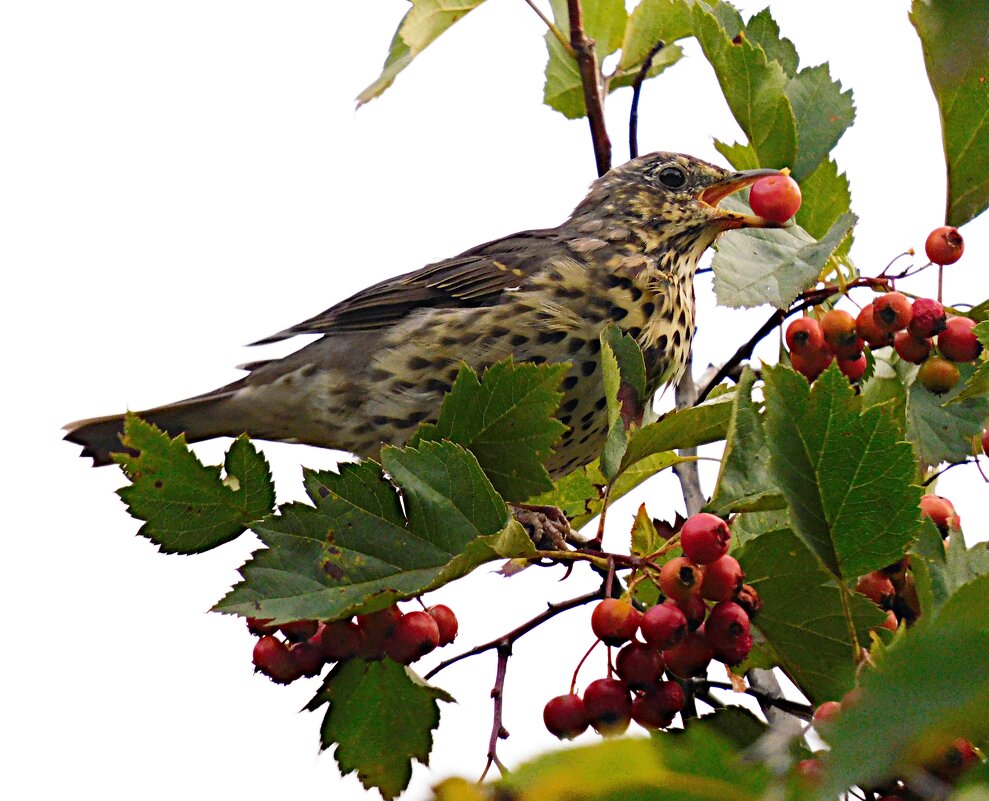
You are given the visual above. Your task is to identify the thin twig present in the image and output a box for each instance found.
[520,0,574,56]
[922,460,972,485]
[628,40,665,159]
[673,355,706,516]
[478,644,512,782]
[696,678,814,719]
[424,591,601,680]
[567,0,611,176]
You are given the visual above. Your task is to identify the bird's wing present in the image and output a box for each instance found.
[251,228,566,344]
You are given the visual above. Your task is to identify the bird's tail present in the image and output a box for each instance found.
[64,389,240,466]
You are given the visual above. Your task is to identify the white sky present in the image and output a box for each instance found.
[3,1,988,799]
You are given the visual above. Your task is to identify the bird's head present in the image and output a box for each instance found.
[568,152,789,276]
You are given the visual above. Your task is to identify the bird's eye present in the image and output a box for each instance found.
[658,167,686,188]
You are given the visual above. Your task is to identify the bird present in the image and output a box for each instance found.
[65,152,783,479]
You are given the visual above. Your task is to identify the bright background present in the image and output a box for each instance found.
[3,1,987,799]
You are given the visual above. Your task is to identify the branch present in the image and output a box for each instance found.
[521,0,574,56]
[673,355,706,516]
[567,0,611,176]
[478,644,512,781]
[628,41,665,159]
[695,677,814,721]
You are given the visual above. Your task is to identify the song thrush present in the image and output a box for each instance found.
[66,152,782,477]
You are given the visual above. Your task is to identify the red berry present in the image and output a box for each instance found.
[705,601,751,649]
[813,700,842,725]
[838,354,867,383]
[786,317,826,355]
[734,584,763,618]
[821,309,861,356]
[795,758,824,786]
[246,617,278,637]
[928,738,978,782]
[680,512,731,564]
[880,610,899,631]
[590,598,642,646]
[920,494,960,534]
[918,356,960,394]
[252,635,302,684]
[939,316,982,362]
[713,633,752,666]
[925,226,964,266]
[288,640,326,677]
[790,346,834,381]
[426,605,459,646]
[356,605,403,660]
[873,292,913,333]
[856,304,895,348]
[700,555,745,602]
[279,619,319,643]
[640,601,688,649]
[543,694,588,740]
[659,557,705,603]
[313,619,363,662]
[749,174,802,222]
[909,298,947,338]
[385,611,440,664]
[894,330,932,364]
[856,571,895,607]
[582,678,632,736]
[614,642,664,690]
[677,594,709,631]
[631,680,685,730]
[983,429,988,457]
[663,629,715,678]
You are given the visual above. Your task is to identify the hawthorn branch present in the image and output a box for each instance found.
[567,0,611,176]
[478,644,512,781]
[628,40,665,159]
[694,678,814,719]
[673,356,706,516]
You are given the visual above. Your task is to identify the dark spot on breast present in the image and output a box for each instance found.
[657,334,669,351]
[627,326,642,339]
[562,375,579,391]
[394,410,431,429]
[608,304,629,321]
[589,339,601,354]
[439,335,459,346]
[605,274,633,290]
[408,356,430,371]
[425,379,452,394]
[678,309,688,327]
[510,334,529,347]
[641,301,655,318]
[561,397,579,413]
[630,287,643,302]
[595,397,607,411]
[560,415,572,426]
[673,330,682,346]
[490,326,510,338]
[581,361,597,377]
[537,330,567,345]
[301,364,318,378]
[567,337,586,354]
[529,354,547,364]
[555,285,584,300]
[578,432,596,445]
[353,422,373,435]
[581,411,595,425]
[371,415,390,426]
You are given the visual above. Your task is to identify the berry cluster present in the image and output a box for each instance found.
[543,514,762,739]
[249,603,458,684]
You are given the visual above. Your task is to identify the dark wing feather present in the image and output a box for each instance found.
[251,228,565,344]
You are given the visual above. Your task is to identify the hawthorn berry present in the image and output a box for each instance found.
[279,619,319,643]
[705,601,751,648]
[313,619,363,662]
[893,330,932,364]
[252,635,302,684]
[590,598,642,646]
[790,346,834,381]
[680,513,731,564]
[614,642,664,690]
[699,555,745,602]
[713,633,753,666]
[939,316,982,362]
[813,700,842,725]
[919,494,960,534]
[785,317,826,355]
[426,605,459,646]
[928,738,979,782]
[385,610,441,664]
[640,601,688,649]
[795,758,824,786]
[822,309,862,356]
[631,680,685,730]
[856,304,894,348]
[583,678,633,736]
[918,356,960,394]
[246,617,278,637]
[873,292,913,333]
[289,640,326,677]
[676,594,709,631]
[838,354,867,383]
[734,584,763,619]
[880,610,899,631]
[856,571,895,607]
[357,605,404,660]
[925,226,964,265]
[662,629,715,678]
[659,557,705,603]
[749,174,802,222]
[908,298,947,338]
[543,694,588,740]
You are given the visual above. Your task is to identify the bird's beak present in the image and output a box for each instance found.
[697,167,790,230]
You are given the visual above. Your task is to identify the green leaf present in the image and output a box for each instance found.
[357,1,489,107]
[906,361,989,466]
[737,528,885,704]
[713,140,760,172]
[631,502,661,558]
[114,417,275,554]
[794,158,853,241]
[713,209,856,310]
[316,659,453,800]
[708,368,783,515]
[599,325,647,479]
[618,0,699,69]
[908,519,948,617]
[949,322,989,403]
[744,8,798,77]
[730,508,789,548]
[762,364,921,579]
[543,0,630,119]
[412,360,566,502]
[525,461,604,519]
[692,4,797,170]
[943,528,989,594]
[860,357,909,435]
[820,624,989,797]
[910,0,989,226]
[215,441,534,623]
[784,63,856,182]
[937,573,989,628]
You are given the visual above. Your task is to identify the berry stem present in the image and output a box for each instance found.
[570,638,602,694]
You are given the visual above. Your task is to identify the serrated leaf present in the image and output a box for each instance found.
[762,364,921,579]
[943,528,989,593]
[618,0,698,70]
[692,4,797,170]
[949,321,989,403]
[708,368,782,515]
[908,519,948,617]
[744,8,798,77]
[575,451,684,531]
[357,1,489,106]
[910,0,989,226]
[784,63,855,181]
[860,356,909,435]
[937,573,989,628]
[730,508,790,548]
[906,361,989,466]
[114,417,275,554]
[713,209,855,310]
[599,325,647,479]
[412,360,566,501]
[714,139,760,172]
[215,441,534,623]
[317,659,452,800]
[819,624,989,798]
[737,528,885,704]
[525,461,604,519]
[631,502,661,557]
[795,158,853,240]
